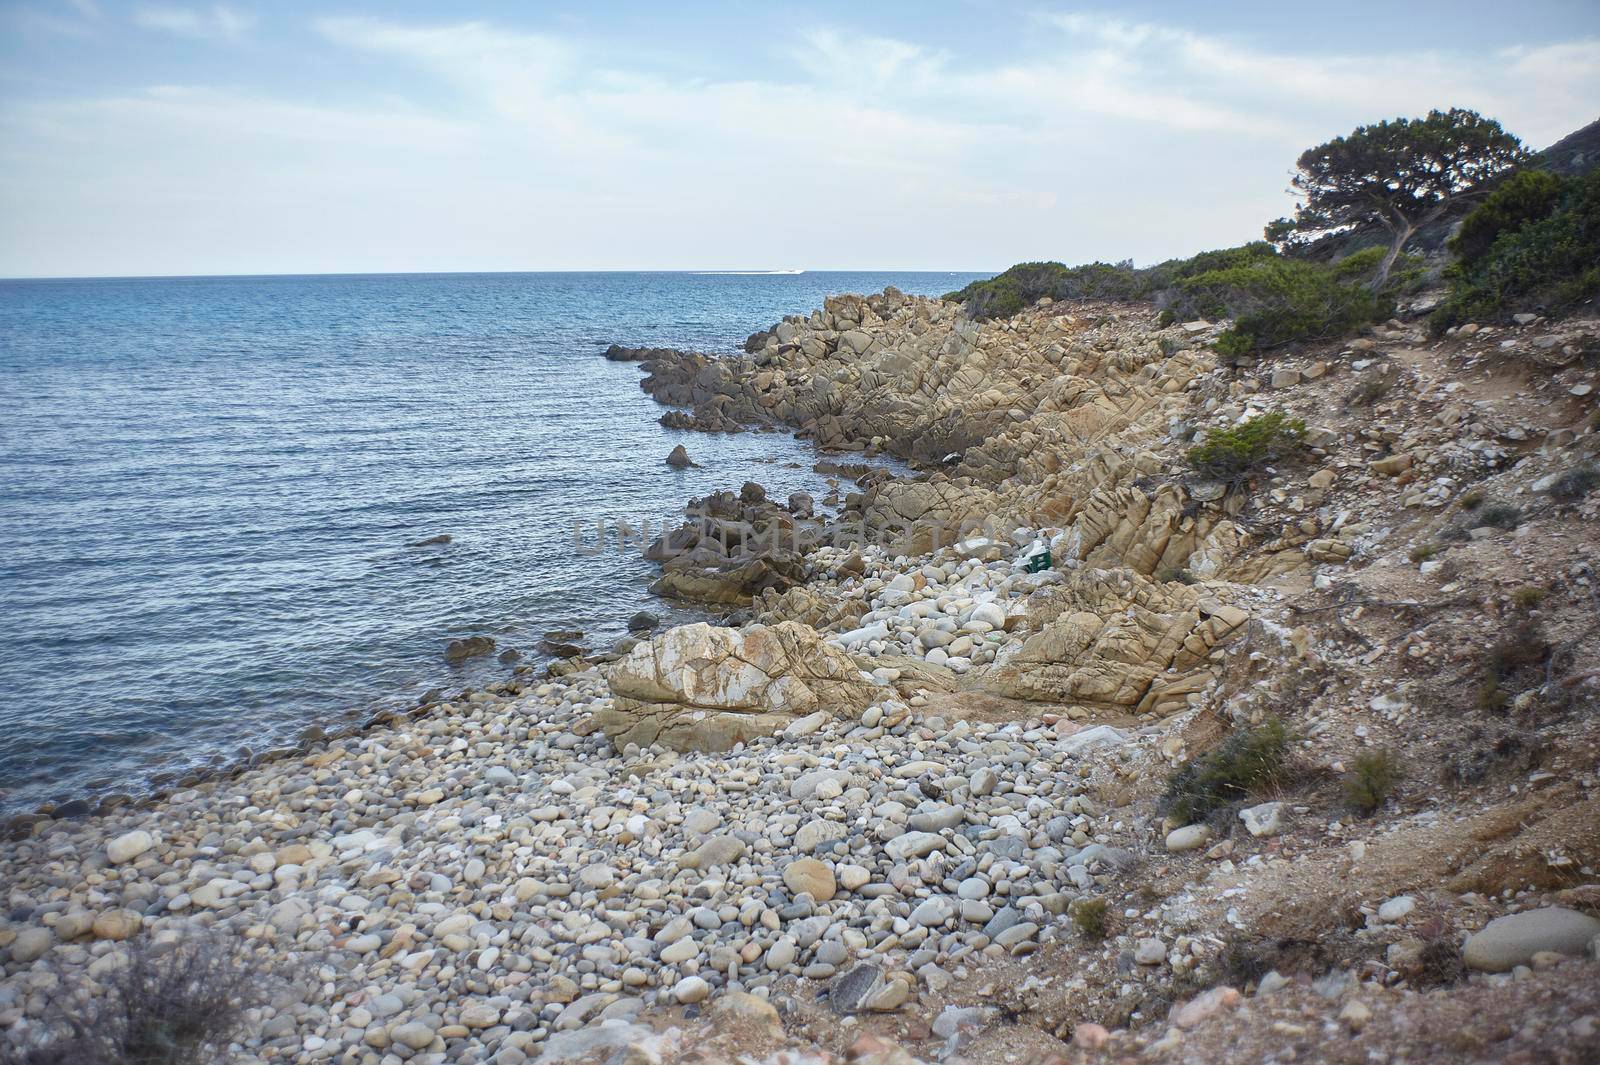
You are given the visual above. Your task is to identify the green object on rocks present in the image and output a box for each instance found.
[1024,549,1051,573]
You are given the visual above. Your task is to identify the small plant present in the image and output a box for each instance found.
[1344,375,1393,409]
[1550,466,1600,503]
[22,935,267,1065]
[1071,897,1108,940]
[1409,542,1438,564]
[1345,749,1400,816]
[1186,412,1308,483]
[1417,936,1467,987]
[1485,621,1548,677]
[1161,716,1291,825]
[1510,584,1547,610]
[1475,621,1551,715]
[1476,674,1510,713]
[1458,488,1486,509]
[1477,503,1522,530]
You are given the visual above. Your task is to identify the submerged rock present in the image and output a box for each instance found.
[444,635,495,662]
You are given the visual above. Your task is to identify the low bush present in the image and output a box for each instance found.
[1550,466,1600,503]
[1184,258,1391,357]
[1510,584,1548,610]
[1432,168,1600,331]
[1070,897,1109,940]
[1478,503,1523,530]
[1161,716,1291,825]
[1344,374,1393,409]
[1185,412,1307,482]
[1476,621,1551,713]
[950,240,1418,355]
[942,260,1147,319]
[949,240,1413,356]
[23,935,266,1065]
[1344,749,1400,816]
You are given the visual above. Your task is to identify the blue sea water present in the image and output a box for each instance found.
[0,270,986,814]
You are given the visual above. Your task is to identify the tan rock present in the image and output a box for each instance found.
[782,858,837,902]
[599,622,877,752]
[1370,453,1414,476]
[91,909,142,941]
[991,570,1235,714]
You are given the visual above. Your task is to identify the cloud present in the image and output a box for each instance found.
[4,9,1599,276]
[133,3,254,41]
[792,28,949,92]
[1034,11,1600,148]
[314,16,574,109]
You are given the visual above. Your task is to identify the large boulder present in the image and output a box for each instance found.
[1462,907,1600,972]
[990,569,1247,716]
[598,622,878,751]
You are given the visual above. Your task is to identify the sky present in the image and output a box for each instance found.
[1,1,1597,278]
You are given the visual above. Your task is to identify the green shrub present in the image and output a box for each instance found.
[1345,749,1400,816]
[1161,716,1291,825]
[1408,542,1438,563]
[950,239,1406,352]
[1175,257,1390,357]
[1186,412,1307,482]
[1510,584,1547,609]
[1070,897,1109,940]
[1450,169,1567,263]
[946,243,1282,321]
[1432,169,1600,330]
[943,260,1147,319]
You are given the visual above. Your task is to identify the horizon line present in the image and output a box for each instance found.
[0,267,1000,284]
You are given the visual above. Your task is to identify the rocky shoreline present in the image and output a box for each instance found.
[4,288,1599,1064]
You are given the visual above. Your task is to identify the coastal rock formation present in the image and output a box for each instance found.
[646,486,823,605]
[628,294,1242,584]
[990,569,1248,716]
[596,621,877,751]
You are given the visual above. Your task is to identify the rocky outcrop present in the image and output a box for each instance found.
[597,622,879,751]
[990,569,1247,716]
[624,292,1255,585]
[645,487,824,605]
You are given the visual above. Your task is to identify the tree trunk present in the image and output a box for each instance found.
[1371,220,1414,293]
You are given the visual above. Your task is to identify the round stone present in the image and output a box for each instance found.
[782,858,837,903]
[673,975,710,1003]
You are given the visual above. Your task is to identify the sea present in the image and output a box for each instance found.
[0,270,986,814]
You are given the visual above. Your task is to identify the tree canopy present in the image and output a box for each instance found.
[1270,108,1529,290]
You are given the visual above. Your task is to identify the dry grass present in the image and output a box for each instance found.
[21,935,267,1065]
